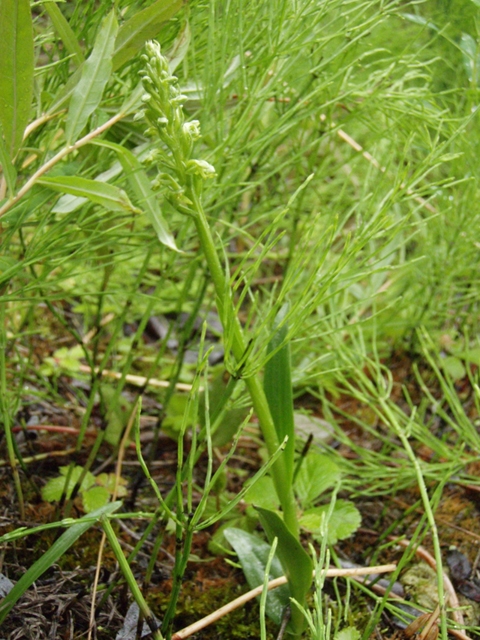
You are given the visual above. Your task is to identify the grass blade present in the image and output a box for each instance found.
[0,501,122,624]
[38,176,141,213]
[0,0,34,158]
[92,139,178,251]
[112,0,183,70]
[43,1,85,66]
[102,515,163,639]
[65,10,118,144]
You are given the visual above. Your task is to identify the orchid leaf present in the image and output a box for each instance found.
[65,10,118,144]
[38,176,140,214]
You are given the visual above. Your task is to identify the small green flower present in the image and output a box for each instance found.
[186,159,217,179]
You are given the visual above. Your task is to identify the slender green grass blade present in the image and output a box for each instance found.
[43,1,85,66]
[0,502,121,624]
[264,305,295,484]
[256,506,313,637]
[102,515,163,639]
[112,0,183,70]
[0,0,34,158]
[65,10,118,144]
[92,139,177,250]
[38,176,141,213]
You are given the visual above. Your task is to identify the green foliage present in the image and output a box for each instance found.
[0,0,33,159]
[65,10,118,144]
[224,528,290,626]
[256,507,313,635]
[0,502,122,625]
[299,500,362,546]
[294,453,341,507]
[41,466,127,512]
[39,345,84,377]
[1,0,480,637]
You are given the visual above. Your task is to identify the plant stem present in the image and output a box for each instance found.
[190,187,299,537]
[102,515,163,640]
[0,302,25,519]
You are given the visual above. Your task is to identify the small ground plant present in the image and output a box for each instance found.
[1,0,480,639]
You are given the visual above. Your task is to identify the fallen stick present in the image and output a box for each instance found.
[171,563,397,640]
[77,364,196,392]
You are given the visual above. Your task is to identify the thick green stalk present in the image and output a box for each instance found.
[190,188,299,537]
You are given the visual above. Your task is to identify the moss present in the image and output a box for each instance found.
[149,581,278,639]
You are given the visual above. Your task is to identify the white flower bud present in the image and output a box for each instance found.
[186,159,217,179]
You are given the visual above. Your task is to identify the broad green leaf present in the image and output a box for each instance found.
[41,465,96,502]
[441,356,466,382]
[96,472,128,495]
[264,305,295,484]
[294,453,340,507]
[336,627,361,640]
[0,0,34,157]
[224,527,290,626]
[38,176,141,213]
[256,507,313,636]
[244,476,279,510]
[43,1,85,66]
[65,10,118,144]
[112,0,183,70]
[92,139,177,250]
[299,500,362,545]
[82,486,110,513]
[0,501,122,624]
[454,347,480,366]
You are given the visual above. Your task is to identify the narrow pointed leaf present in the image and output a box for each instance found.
[256,506,313,636]
[0,502,121,624]
[0,0,34,158]
[92,139,177,250]
[38,176,141,213]
[112,0,183,70]
[264,305,295,484]
[65,10,118,144]
[48,1,182,115]
[44,1,85,66]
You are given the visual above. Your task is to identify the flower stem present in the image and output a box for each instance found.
[190,188,299,537]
